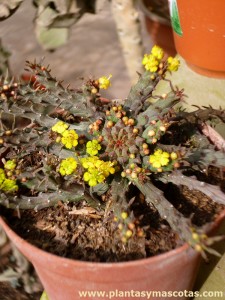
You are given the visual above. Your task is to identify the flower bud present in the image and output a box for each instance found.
[142,143,148,149]
[126,230,133,238]
[107,121,114,128]
[5,130,12,136]
[129,154,135,159]
[128,118,135,126]
[173,162,180,168]
[194,244,202,252]
[121,212,128,219]
[128,223,135,230]
[125,168,132,175]
[170,152,178,160]
[131,172,137,179]
[118,223,123,230]
[159,126,166,132]
[56,136,61,143]
[148,130,155,137]
[121,171,126,177]
[116,112,122,118]
[122,116,129,123]
[143,149,150,155]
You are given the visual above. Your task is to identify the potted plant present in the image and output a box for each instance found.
[0,45,225,300]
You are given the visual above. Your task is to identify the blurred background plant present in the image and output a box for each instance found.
[0,0,174,98]
[0,0,149,84]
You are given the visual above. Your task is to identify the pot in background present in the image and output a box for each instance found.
[169,0,225,78]
[139,0,176,58]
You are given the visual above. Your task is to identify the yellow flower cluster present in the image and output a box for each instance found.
[61,130,78,149]
[167,56,180,72]
[59,157,77,176]
[0,167,18,193]
[81,156,115,187]
[52,121,69,134]
[149,149,170,169]
[142,45,164,72]
[52,121,79,149]
[98,74,112,89]
[151,45,164,60]
[86,140,101,156]
[4,159,17,170]
[142,45,180,73]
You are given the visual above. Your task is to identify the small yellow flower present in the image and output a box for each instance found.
[52,121,69,134]
[167,56,180,72]
[121,212,128,219]
[170,152,178,160]
[149,149,170,169]
[97,160,115,177]
[98,74,112,89]
[0,178,18,193]
[4,159,17,170]
[59,157,77,176]
[61,130,79,149]
[142,54,159,72]
[86,140,101,156]
[81,156,99,169]
[126,230,133,238]
[81,157,115,187]
[192,232,200,242]
[151,45,164,60]
[83,168,105,187]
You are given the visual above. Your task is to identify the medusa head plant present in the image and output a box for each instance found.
[0,46,225,260]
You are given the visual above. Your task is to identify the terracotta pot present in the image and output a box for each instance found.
[1,210,225,300]
[139,0,176,57]
[169,0,225,78]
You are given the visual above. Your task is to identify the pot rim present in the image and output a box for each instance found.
[0,208,224,268]
[138,0,171,26]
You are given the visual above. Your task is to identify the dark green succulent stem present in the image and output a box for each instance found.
[171,107,225,124]
[185,148,225,170]
[1,61,103,134]
[138,90,181,127]
[105,177,129,217]
[0,190,101,210]
[160,171,225,206]
[124,71,161,115]
[135,179,195,245]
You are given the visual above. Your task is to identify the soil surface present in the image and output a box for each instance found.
[2,176,224,263]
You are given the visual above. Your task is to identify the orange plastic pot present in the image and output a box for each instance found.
[169,0,225,78]
[1,210,225,300]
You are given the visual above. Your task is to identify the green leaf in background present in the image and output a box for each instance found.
[35,26,69,51]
